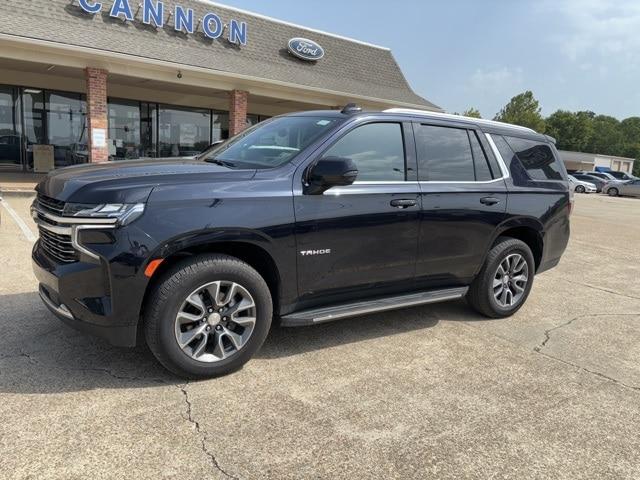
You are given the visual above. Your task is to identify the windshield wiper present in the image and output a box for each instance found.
[205,158,237,168]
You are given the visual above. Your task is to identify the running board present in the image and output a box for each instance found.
[280,287,468,327]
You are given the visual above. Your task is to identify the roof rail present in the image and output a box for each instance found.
[383,108,537,134]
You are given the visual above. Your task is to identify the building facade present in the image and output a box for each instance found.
[559,150,635,174]
[0,0,439,173]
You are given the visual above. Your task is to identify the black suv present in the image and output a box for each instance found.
[32,107,571,378]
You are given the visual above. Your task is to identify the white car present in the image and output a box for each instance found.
[568,175,597,193]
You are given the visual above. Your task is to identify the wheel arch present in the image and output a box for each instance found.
[493,221,544,272]
[138,232,283,340]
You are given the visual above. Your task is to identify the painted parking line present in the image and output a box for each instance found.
[1,196,37,242]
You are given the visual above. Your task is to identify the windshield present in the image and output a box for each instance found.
[201,115,343,169]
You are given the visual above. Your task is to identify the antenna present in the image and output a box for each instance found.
[341,103,362,114]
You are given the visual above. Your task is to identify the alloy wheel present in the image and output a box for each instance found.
[492,253,529,308]
[174,281,257,363]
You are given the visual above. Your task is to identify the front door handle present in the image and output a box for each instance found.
[480,196,500,206]
[390,199,417,208]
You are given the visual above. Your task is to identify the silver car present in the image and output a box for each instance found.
[568,174,597,193]
[604,178,640,197]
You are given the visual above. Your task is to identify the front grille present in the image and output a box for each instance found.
[38,226,78,263]
[37,194,66,216]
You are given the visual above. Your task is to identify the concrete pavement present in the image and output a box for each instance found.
[0,193,638,479]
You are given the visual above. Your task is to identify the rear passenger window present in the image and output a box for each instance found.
[324,123,405,181]
[469,131,493,181]
[415,125,475,181]
[504,136,563,181]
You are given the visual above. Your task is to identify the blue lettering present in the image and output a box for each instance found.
[202,13,223,39]
[143,0,164,27]
[228,19,247,45]
[174,5,194,34]
[78,0,102,14]
[109,0,134,21]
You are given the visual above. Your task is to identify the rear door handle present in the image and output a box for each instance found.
[390,199,417,208]
[480,197,500,206]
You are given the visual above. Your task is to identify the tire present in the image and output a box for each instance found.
[575,185,585,193]
[607,187,619,197]
[467,237,535,318]
[144,254,272,379]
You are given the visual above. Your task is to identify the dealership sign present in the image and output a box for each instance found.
[288,38,325,61]
[77,0,248,45]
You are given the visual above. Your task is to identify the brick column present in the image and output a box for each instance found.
[85,67,109,163]
[229,89,249,136]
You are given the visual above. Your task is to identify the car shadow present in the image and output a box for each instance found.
[0,291,477,394]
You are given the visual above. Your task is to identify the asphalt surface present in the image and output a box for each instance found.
[0,192,639,479]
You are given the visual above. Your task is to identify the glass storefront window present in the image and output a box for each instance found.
[22,89,46,170]
[0,86,21,168]
[141,102,157,158]
[158,105,211,157]
[212,110,229,142]
[46,91,87,168]
[108,99,142,160]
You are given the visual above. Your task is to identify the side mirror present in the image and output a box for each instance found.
[305,156,358,194]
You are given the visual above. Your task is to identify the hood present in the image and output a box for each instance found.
[36,157,257,204]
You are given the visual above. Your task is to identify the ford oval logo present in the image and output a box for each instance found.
[288,38,325,61]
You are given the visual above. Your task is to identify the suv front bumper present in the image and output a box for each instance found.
[32,244,140,347]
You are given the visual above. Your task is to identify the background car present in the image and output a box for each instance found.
[603,178,640,197]
[607,170,637,181]
[568,174,597,193]
[571,173,606,192]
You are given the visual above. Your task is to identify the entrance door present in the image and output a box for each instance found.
[0,86,23,169]
[294,121,421,302]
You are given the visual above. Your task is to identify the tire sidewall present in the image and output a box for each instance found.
[485,241,535,316]
[608,188,618,197]
[575,185,585,193]
[152,258,272,377]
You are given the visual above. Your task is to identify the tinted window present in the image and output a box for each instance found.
[469,131,493,181]
[205,116,343,169]
[504,136,563,181]
[324,123,405,181]
[416,125,475,181]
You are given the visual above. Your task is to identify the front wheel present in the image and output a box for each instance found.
[575,185,585,193]
[467,237,535,318]
[607,187,619,197]
[144,254,273,379]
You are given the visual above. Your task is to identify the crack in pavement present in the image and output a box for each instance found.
[533,312,640,393]
[560,278,640,302]
[536,349,640,393]
[178,383,238,479]
[534,313,640,353]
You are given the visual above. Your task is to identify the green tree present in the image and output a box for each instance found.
[494,91,546,132]
[545,110,594,152]
[461,107,482,118]
[586,115,624,156]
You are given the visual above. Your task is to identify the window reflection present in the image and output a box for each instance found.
[46,91,87,167]
[0,86,21,167]
[158,105,211,157]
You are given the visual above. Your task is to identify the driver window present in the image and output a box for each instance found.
[324,123,406,181]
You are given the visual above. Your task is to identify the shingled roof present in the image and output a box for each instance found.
[0,0,441,110]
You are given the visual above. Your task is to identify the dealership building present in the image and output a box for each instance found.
[0,0,439,173]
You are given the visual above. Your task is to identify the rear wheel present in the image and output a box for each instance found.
[467,237,535,318]
[575,185,585,193]
[144,254,272,379]
[607,187,619,197]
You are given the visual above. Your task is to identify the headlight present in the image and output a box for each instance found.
[63,203,146,225]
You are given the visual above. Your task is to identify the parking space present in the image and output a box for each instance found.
[1,192,639,479]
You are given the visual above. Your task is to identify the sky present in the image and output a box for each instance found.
[217,0,639,120]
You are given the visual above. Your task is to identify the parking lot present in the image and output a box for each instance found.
[0,192,639,479]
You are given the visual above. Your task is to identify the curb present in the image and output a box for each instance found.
[0,187,36,198]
